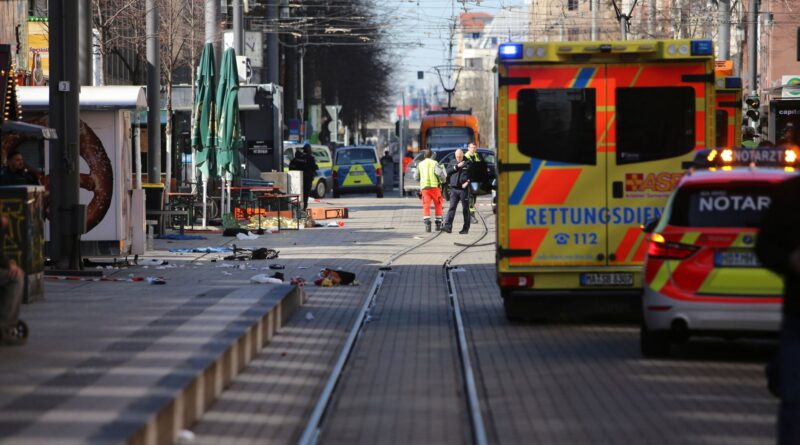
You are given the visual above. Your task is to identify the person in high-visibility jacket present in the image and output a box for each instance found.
[464,143,482,224]
[413,149,445,232]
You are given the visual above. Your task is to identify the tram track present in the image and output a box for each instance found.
[297,208,491,445]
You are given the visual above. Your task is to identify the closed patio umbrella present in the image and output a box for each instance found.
[215,48,242,217]
[190,43,216,227]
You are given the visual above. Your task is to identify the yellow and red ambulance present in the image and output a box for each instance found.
[714,63,743,148]
[495,39,716,320]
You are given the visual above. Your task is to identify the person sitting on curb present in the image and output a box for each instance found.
[0,215,25,346]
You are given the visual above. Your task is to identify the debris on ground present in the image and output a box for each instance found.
[168,247,233,253]
[235,231,259,240]
[157,234,207,240]
[305,312,315,321]
[250,274,283,284]
[146,276,166,285]
[269,264,285,270]
[314,268,356,286]
[141,259,166,266]
[290,277,306,287]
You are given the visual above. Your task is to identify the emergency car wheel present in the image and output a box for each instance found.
[640,324,671,358]
[333,189,341,198]
[377,188,383,198]
[314,180,327,199]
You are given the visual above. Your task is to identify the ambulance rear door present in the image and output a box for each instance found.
[605,62,713,267]
[499,64,609,271]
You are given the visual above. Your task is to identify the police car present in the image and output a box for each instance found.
[640,147,798,357]
[332,145,384,198]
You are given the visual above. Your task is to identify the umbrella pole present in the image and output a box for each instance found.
[202,178,208,229]
[226,173,232,220]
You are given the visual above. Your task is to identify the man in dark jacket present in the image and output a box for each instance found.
[289,144,318,210]
[0,151,40,186]
[0,215,24,346]
[442,148,471,234]
[756,175,800,444]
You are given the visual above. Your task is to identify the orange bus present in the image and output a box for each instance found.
[419,109,480,149]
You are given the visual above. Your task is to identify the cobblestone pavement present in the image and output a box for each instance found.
[189,194,467,444]
[156,193,775,445]
[451,208,779,445]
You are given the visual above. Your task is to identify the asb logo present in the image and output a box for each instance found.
[625,172,683,193]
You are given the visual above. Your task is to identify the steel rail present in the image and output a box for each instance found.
[444,209,491,445]
[298,205,491,445]
[297,230,443,445]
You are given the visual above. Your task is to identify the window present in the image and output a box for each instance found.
[517,88,597,165]
[715,110,729,148]
[616,87,695,164]
[568,0,578,10]
[426,127,475,148]
[336,148,376,165]
[669,184,775,228]
[567,28,582,41]
[466,58,483,69]
[472,32,481,39]
[312,148,330,163]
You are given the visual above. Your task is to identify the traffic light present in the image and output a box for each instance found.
[745,95,760,122]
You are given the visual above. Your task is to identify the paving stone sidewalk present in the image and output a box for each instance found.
[0,195,425,445]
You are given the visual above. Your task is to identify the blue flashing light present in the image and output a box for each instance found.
[690,40,713,56]
[724,77,743,89]
[499,43,523,60]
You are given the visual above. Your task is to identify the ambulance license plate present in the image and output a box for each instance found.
[715,250,761,267]
[350,171,365,176]
[580,273,634,287]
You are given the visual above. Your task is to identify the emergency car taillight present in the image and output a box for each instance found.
[647,234,699,260]
[332,170,338,180]
[499,274,533,288]
[376,167,382,176]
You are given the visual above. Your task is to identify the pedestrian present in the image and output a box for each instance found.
[402,150,413,174]
[464,143,483,224]
[742,127,757,148]
[755,175,800,445]
[0,150,40,186]
[289,143,318,210]
[380,149,392,165]
[777,124,800,151]
[0,215,24,346]
[442,149,471,234]
[413,149,445,232]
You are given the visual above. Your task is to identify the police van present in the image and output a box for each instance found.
[495,39,716,320]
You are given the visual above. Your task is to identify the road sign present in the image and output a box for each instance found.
[782,75,800,98]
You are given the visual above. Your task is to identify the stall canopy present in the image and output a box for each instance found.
[17,86,147,111]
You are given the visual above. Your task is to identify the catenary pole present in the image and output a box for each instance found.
[233,0,243,55]
[146,0,161,186]
[267,0,279,84]
[747,0,758,94]
[48,0,82,269]
[719,0,731,60]
[78,0,92,85]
